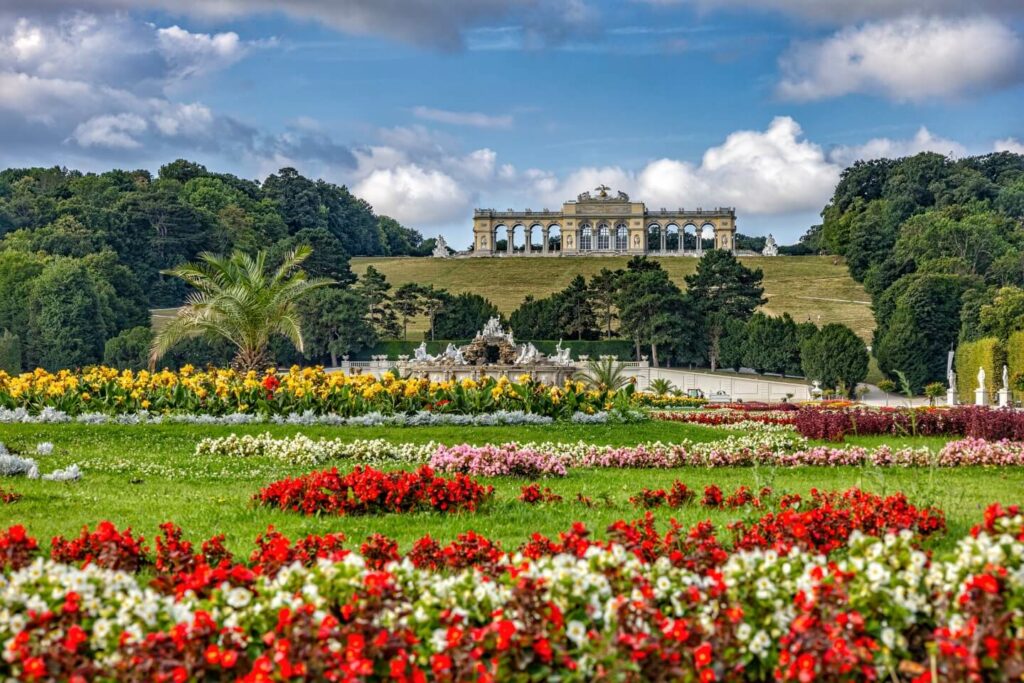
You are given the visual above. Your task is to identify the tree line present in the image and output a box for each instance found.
[805,150,1024,392]
[0,159,432,370]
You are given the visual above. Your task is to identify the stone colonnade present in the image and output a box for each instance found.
[472,189,737,257]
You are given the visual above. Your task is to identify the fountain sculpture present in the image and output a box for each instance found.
[398,318,576,384]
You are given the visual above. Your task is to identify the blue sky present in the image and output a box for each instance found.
[0,1,1022,246]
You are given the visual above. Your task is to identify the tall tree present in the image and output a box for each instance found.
[558,275,598,341]
[393,283,423,340]
[684,250,766,369]
[433,293,500,339]
[618,267,701,367]
[298,288,377,366]
[27,259,108,370]
[355,266,400,338]
[588,268,622,338]
[801,324,869,397]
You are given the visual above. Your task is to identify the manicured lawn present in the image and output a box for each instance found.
[1,421,1020,555]
[351,255,875,340]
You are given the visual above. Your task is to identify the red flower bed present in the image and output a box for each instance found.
[794,405,1024,441]
[519,484,563,504]
[656,411,797,426]
[50,521,148,572]
[0,525,37,571]
[705,401,799,412]
[255,465,494,516]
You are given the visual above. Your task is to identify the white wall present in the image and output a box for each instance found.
[630,367,812,401]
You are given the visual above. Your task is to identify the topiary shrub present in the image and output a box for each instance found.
[955,337,1003,404]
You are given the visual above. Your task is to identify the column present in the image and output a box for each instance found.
[542,227,549,254]
[660,230,666,253]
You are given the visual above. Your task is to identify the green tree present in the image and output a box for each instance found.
[271,227,354,285]
[800,324,869,397]
[393,283,423,340]
[618,267,701,367]
[717,317,748,372]
[298,288,377,366]
[355,266,400,338]
[509,295,562,339]
[743,313,799,376]
[103,326,154,370]
[27,259,108,369]
[0,329,21,373]
[684,250,766,369]
[418,285,450,341]
[976,286,1024,340]
[588,268,622,338]
[558,275,598,341]
[150,246,331,371]
[433,293,500,339]
[875,273,965,391]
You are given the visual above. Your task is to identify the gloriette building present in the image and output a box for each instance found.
[471,185,736,257]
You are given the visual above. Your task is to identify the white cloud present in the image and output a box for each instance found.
[72,112,148,148]
[413,106,513,129]
[829,126,967,167]
[155,25,248,83]
[996,138,1024,154]
[638,0,1023,24]
[777,16,1024,102]
[353,164,472,225]
[2,0,594,50]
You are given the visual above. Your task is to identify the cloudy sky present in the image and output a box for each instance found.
[1,1,1022,246]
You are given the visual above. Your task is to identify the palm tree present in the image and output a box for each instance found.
[648,378,675,396]
[574,357,630,392]
[150,246,332,372]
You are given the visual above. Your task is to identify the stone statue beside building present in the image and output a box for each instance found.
[432,235,450,258]
[761,234,778,256]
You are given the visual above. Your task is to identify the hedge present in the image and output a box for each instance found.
[1008,330,1024,403]
[350,339,639,361]
[955,337,1003,404]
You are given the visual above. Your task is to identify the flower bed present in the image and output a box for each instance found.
[0,366,637,419]
[794,405,1024,441]
[8,500,1024,681]
[632,393,708,408]
[255,465,494,515]
[656,410,798,427]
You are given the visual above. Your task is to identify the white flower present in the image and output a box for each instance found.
[225,587,252,608]
[566,620,587,647]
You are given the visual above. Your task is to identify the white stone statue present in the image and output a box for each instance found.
[978,366,986,390]
[432,235,450,258]
[1003,364,1009,391]
[948,370,957,394]
[549,339,572,365]
[761,234,778,257]
[480,316,504,338]
[442,343,465,364]
[414,342,434,363]
[515,343,542,365]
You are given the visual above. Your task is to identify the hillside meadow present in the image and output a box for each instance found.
[351,254,874,340]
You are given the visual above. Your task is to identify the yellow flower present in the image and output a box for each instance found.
[81,393,91,402]
[141,400,151,409]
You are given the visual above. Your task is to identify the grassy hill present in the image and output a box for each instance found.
[352,255,874,341]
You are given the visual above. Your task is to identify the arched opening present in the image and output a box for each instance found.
[547,224,562,252]
[615,223,628,251]
[683,223,699,252]
[701,223,716,251]
[665,224,680,252]
[597,222,611,250]
[647,223,661,252]
[579,223,593,251]
[510,224,527,254]
[494,225,510,254]
[529,224,544,253]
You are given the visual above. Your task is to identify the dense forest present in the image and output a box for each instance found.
[0,160,431,370]
[805,151,1024,391]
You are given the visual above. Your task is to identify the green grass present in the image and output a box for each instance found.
[2,422,1021,556]
[352,255,875,340]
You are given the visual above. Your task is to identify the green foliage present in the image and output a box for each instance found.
[103,327,154,370]
[151,246,332,371]
[573,357,630,392]
[648,378,674,396]
[0,329,21,373]
[270,228,354,285]
[298,288,377,365]
[717,317,748,372]
[684,250,765,369]
[800,323,869,396]
[508,295,562,340]
[355,266,401,339]
[977,287,1024,340]
[433,292,501,340]
[875,274,965,391]
[618,261,702,367]
[742,313,800,376]
[955,337,1003,404]
[27,258,108,370]
[1005,330,1024,401]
